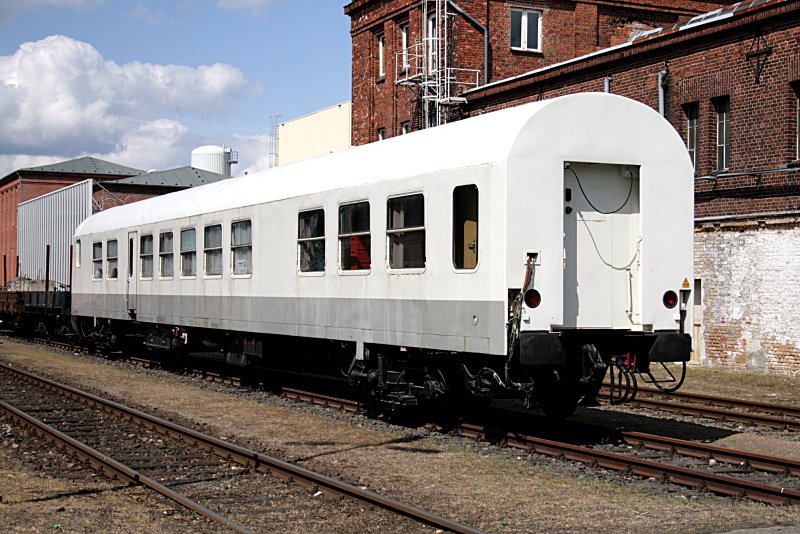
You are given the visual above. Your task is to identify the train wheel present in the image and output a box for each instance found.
[534,367,579,419]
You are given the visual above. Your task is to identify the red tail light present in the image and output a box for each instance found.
[524,288,541,308]
[663,290,678,309]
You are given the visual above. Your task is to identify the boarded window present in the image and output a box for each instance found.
[181,228,196,277]
[160,231,173,278]
[107,239,118,279]
[92,242,102,279]
[339,202,370,271]
[387,194,425,269]
[298,209,325,272]
[204,224,223,276]
[231,220,252,275]
[453,185,478,269]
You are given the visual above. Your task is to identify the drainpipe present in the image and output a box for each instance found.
[603,76,612,93]
[448,0,489,84]
[658,70,667,116]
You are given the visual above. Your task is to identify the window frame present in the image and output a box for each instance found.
[203,223,223,278]
[92,241,102,280]
[180,227,197,279]
[231,219,253,277]
[452,184,479,272]
[683,102,699,171]
[139,234,154,279]
[386,192,426,273]
[377,127,386,141]
[427,14,438,73]
[377,32,385,78]
[510,8,542,53]
[401,121,411,135]
[297,208,326,275]
[75,239,81,268]
[159,230,174,279]
[714,96,730,171]
[106,239,119,280]
[400,23,410,71]
[338,201,371,274]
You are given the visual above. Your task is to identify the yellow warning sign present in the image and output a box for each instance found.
[681,278,690,289]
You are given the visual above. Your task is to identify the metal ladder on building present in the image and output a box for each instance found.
[395,0,481,128]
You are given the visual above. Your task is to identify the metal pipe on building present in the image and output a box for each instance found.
[604,77,612,93]
[658,70,667,116]
[448,1,489,84]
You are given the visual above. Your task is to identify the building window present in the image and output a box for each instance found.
[510,9,541,52]
[377,33,385,78]
[427,14,438,73]
[714,96,730,170]
[339,202,371,271]
[453,185,478,270]
[231,220,252,275]
[92,242,102,279]
[140,234,154,278]
[401,121,411,135]
[107,239,118,279]
[298,209,325,273]
[684,102,699,170]
[378,127,386,141]
[180,228,196,277]
[204,224,223,276]
[387,194,425,269]
[400,23,410,70]
[159,231,173,278]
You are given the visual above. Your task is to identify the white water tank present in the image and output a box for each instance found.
[191,145,238,176]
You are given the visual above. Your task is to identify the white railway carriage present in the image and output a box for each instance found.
[72,93,694,416]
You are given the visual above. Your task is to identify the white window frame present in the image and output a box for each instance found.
[204,223,223,278]
[427,14,438,73]
[684,102,699,171]
[107,239,118,280]
[180,227,197,278]
[140,234,154,279]
[510,8,542,52]
[386,193,426,273]
[92,241,102,280]
[159,231,174,279]
[231,219,253,277]
[401,121,411,135]
[715,96,730,171]
[377,32,385,78]
[400,23,410,71]
[377,127,386,141]
[75,240,81,268]
[298,208,326,275]
[338,201,371,274]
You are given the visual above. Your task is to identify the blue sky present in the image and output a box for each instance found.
[0,0,352,176]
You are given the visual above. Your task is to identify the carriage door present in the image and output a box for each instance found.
[563,162,641,329]
[126,231,138,312]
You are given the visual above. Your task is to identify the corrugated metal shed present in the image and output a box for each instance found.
[17,179,93,288]
[102,166,228,188]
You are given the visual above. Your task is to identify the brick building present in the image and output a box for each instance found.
[0,157,143,282]
[345,0,727,145]
[346,0,800,373]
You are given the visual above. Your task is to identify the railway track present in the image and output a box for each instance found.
[601,385,800,431]
[278,386,800,506]
[0,362,482,533]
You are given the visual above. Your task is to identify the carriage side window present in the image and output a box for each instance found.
[140,234,154,278]
[159,231,174,278]
[298,209,325,273]
[180,228,196,277]
[231,220,252,275]
[92,242,102,279]
[75,240,81,268]
[107,239,118,279]
[339,202,371,271]
[387,194,425,269]
[204,224,223,276]
[453,185,478,270]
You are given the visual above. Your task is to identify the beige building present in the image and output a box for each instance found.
[277,102,352,166]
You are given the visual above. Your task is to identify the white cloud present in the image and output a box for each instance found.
[0,35,262,176]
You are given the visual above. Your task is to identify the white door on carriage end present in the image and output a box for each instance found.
[126,231,138,312]
[562,162,641,329]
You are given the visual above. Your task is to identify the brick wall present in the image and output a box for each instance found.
[695,219,800,375]
[92,189,167,211]
[346,0,718,145]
